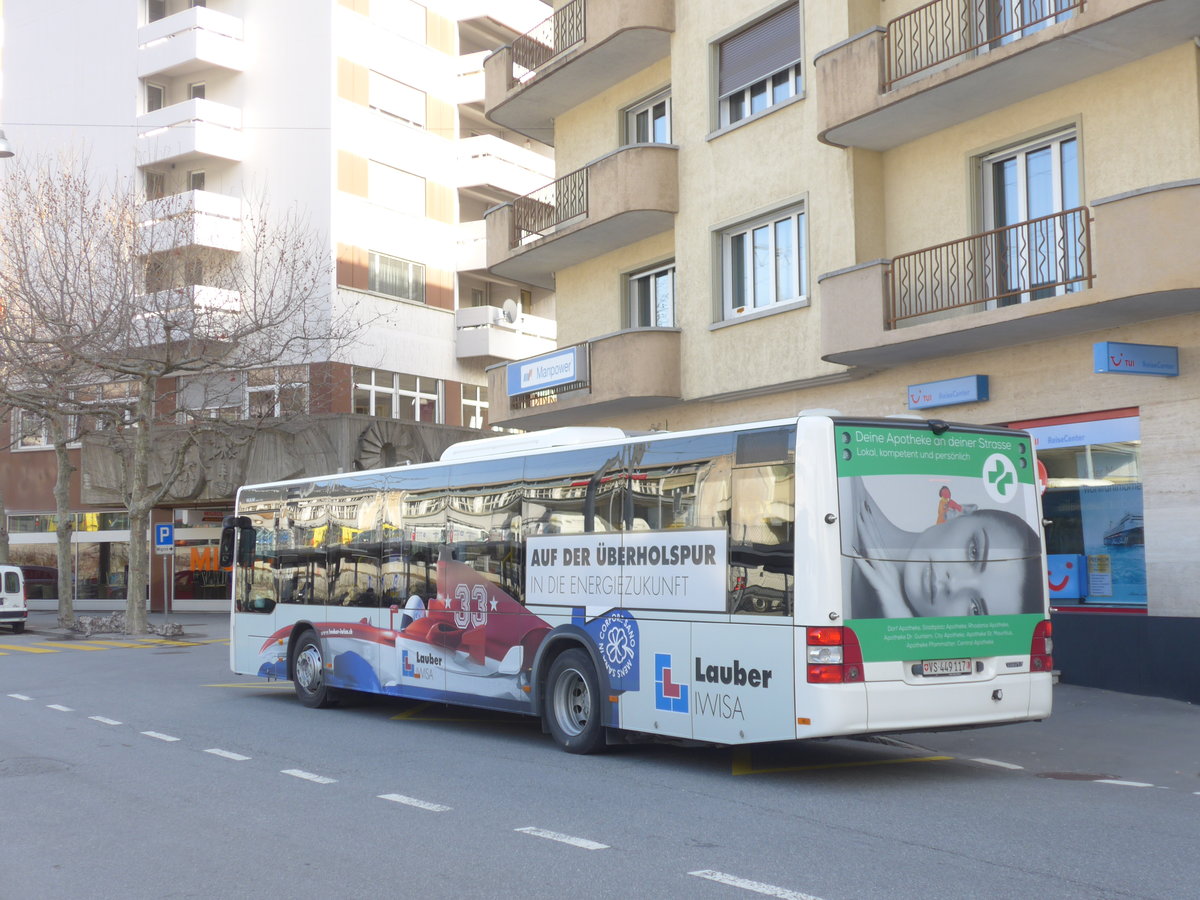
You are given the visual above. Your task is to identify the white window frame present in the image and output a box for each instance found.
[246,367,309,419]
[368,251,425,303]
[721,204,808,320]
[353,369,442,424]
[716,4,803,129]
[980,129,1080,307]
[13,409,51,450]
[627,261,676,328]
[146,82,165,113]
[461,384,488,430]
[397,374,441,424]
[625,90,672,145]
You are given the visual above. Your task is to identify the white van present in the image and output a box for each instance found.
[0,565,28,633]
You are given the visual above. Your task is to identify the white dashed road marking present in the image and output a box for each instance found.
[972,758,1024,770]
[282,769,337,784]
[1096,779,1154,788]
[90,716,122,725]
[515,827,608,850]
[378,793,451,812]
[689,870,826,900]
[141,731,181,742]
[47,704,73,712]
[205,748,251,761]
[7,693,32,701]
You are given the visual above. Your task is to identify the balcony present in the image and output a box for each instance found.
[457,134,554,198]
[455,305,557,361]
[140,190,242,254]
[487,328,682,428]
[135,286,243,346]
[485,144,678,289]
[820,182,1200,367]
[136,99,244,166]
[137,6,246,78]
[485,0,674,145]
[815,0,1200,150]
[455,219,488,271]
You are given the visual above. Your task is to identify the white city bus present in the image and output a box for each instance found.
[223,412,1052,753]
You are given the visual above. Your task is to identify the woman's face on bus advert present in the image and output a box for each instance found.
[900,510,1034,618]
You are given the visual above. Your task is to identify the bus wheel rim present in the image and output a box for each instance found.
[554,668,590,736]
[296,644,322,693]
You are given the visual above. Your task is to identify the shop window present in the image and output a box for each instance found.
[1011,411,1146,607]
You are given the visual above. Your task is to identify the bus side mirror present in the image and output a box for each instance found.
[219,517,256,568]
[219,526,237,568]
[238,526,256,567]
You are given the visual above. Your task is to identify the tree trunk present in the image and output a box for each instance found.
[123,386,154,634]
[52,422,77,627]
[0,481,8,565]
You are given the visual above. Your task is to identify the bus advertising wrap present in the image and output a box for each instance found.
[525,530,727,611]
[836,425,1044,661]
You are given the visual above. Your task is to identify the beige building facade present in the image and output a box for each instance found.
[483,0,1200,700]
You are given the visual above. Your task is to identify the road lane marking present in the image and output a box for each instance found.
[732,749,952,776]
[282,769,337,784]
[205,748,251,761]
[141,731,181,742]
[7,693,32,701]
[515,827,608,850]
[0,643,57,653]
[378,793,451,812]
[47,704,74,712]
[204,682,295,690]
[972,758,1024,770]
[90,716,122,725]
[38,642,107,651]
[1096,779,1154,788]
[689,871,826,900]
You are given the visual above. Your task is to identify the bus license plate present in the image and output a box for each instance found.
[922,658,971,676]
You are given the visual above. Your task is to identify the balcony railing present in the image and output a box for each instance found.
[885,0,1082,89]
[510,167,588,247]
[511,0,586,85]
[887,207,1092,327]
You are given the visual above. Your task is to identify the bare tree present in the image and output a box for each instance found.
[0,155,361,633]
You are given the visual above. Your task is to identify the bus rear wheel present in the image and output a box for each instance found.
[545,649,606,754]
[292,631,336,709]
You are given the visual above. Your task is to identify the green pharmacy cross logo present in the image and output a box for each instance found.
[983,453,1018,504]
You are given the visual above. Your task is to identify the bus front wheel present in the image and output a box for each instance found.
[292,631,336,709]
[545,649,606,754]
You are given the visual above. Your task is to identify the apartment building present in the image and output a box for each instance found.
[483,0,1200,701]
[0,0,554,613]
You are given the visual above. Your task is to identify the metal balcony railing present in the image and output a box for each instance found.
[510,0,586,85]
[887,207,1093,327]
[885,0,1083,89]
[510,167,588,248]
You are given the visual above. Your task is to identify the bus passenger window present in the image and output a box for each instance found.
[729,464,794,615]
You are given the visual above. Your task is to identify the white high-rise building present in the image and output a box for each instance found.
[0,0,558,612]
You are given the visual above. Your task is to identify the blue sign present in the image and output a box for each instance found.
[506,346,586,397]
[1093,342,1178,377]
[907,375,989,410]
[154,523,175,556]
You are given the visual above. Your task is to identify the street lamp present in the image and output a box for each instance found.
[0,130,14,158]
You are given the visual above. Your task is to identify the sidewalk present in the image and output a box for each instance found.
[21,609,231,642]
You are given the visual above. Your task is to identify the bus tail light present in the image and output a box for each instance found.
[1030,619,1053,672]
[806,626,864,683]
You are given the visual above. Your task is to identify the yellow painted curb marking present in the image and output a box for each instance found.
[732,749,953,776]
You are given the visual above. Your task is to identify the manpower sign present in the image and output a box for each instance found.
[506,346,588,396]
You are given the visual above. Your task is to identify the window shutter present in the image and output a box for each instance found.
[718,4,801,98]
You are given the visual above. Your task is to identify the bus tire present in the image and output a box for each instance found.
[292,630,336,709]
[545,648,606,754]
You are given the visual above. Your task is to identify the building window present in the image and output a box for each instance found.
[369,70,426,129]
[368,251,425,302]
[14,409,51,449]
[981,130,1081,306]
[717,4,802,128]
[1010,411,1145,607]
[353,368,441,423]
[627,262,675,327]
[145,170,166,200]
[247,366,309,419]
[146,82,165,113]
[188,170,206,192]
[721,204,807,318]
[625,90,671,144]
[188,82,206,101]
[462,384,488,430]
[368,160,425,215]
[148,0,166,23]
[73,381,139,436]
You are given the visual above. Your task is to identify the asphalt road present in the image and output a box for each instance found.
[3,613,1198,900]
